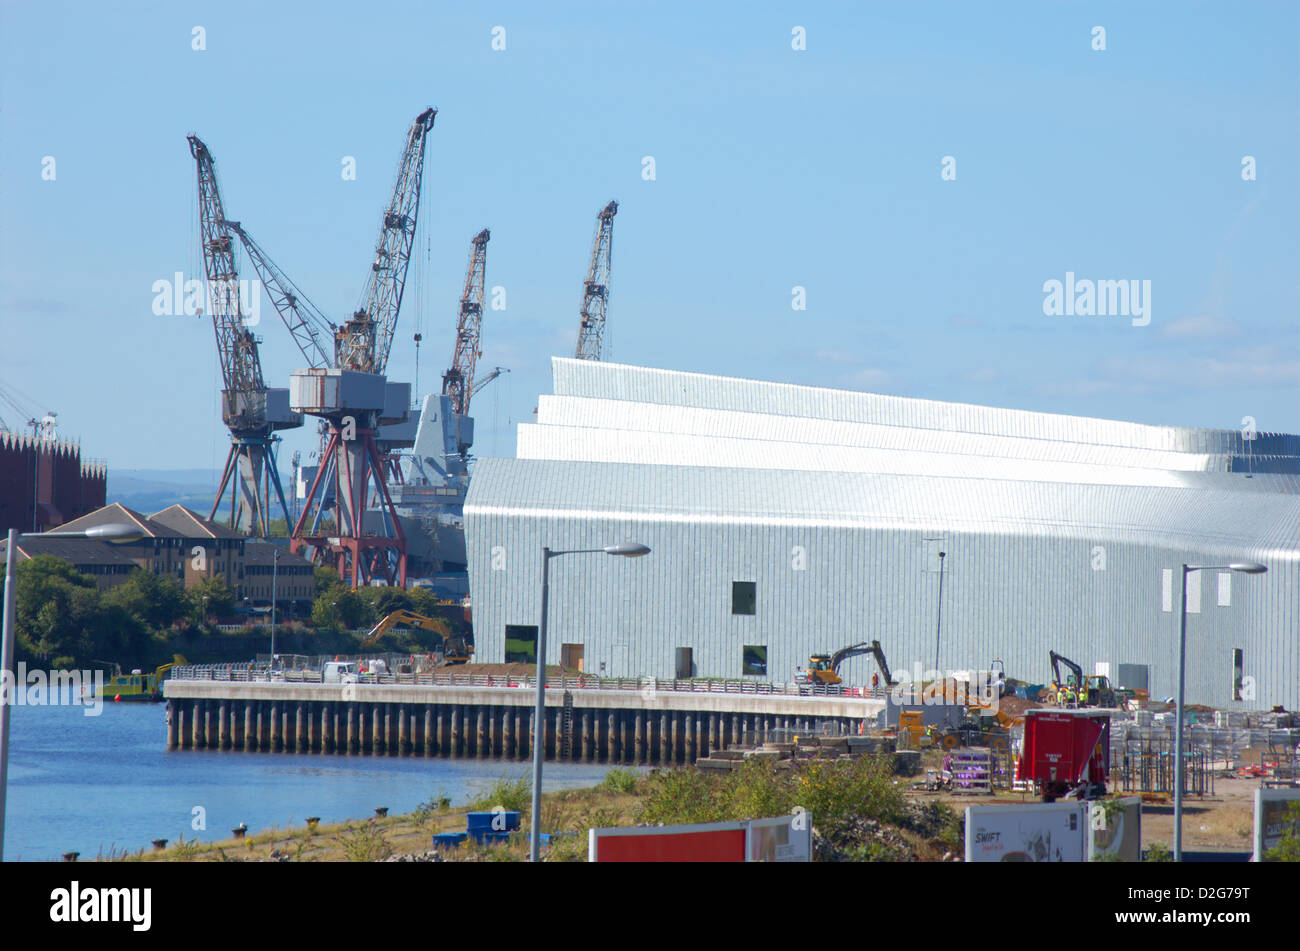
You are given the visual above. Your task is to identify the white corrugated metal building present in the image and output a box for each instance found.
[464,359,1300,709]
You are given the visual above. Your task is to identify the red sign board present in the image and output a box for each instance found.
[589,815,811,862]
[592,827,747,862]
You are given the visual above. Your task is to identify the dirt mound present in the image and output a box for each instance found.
[996,694,1045,718]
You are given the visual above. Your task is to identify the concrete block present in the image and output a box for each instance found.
[893,750,922,776]
[697,757,735,770]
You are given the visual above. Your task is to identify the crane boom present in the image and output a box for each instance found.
[337,107,437,373]
[469,366,508,401]
[224,220,335,370]
[188,135,266,430]
[574,200,618,361]
[442,229,490,417]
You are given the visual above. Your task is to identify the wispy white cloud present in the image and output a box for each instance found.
[847,367,890,388]
[1159,315,1239,340]
[961,366,999,384]
[1099,350,1300,387]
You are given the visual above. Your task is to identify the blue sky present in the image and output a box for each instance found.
[2,1,1296,470]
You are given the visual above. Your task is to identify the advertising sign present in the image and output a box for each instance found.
[965,803,1088,862]
[746,815,813,862]
[589,814,812,862]
[1088,797,1142,861]
[1253,788,1300,862]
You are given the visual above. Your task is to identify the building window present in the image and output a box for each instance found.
[742,645,767,677]
[505,625,538,664]
[1232,648,1244,701]
[732,581,756,615]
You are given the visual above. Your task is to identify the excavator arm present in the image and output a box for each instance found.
[808,640,897,686]
[1049,651,1083,688]
[361,609,460,653]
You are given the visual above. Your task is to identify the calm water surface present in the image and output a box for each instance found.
[3,688,622,861]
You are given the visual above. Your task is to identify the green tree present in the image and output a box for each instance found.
[313,565,340,597]
[1266,802,1300,862]
[365,585,412,618]
[186,575,236,622]
[312,583,367,630]
[12,555,100,663]
[102,569,188,629]
[9,556,162,669]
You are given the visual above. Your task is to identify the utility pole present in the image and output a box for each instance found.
[0,529,18,862]
[933,550,946,675]
[271,547,279,661]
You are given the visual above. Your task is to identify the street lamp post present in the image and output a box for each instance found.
[530,542,651,862]
[271,548,279,661]
[933,550,946,675]
[2,521,145,860]
[0,530,17,861]
[1174,561,1266,862]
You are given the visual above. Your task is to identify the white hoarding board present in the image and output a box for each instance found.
[1254,788,1300,861]
[965,802,1088,862]
[1088,797,1142,861]
[747,814,812,862]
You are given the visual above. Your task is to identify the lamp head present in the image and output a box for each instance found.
[83,523,145,543]
[1228,562,1267,574]
[604,542,651,558]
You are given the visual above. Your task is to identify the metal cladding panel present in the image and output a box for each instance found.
[336,371,388,411]
[289,369,386,414]
[515,424,1300,492]
[263,388,302,428]
[534,395,1225,472]
[550,358,1298,460]
[466,457,1300,710]
[382,382,412,424]
[377,415,419,445]
[289,370,328,414]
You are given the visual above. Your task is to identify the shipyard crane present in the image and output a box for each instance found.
[188,134,298,537]
[223,220,340,522]
[336,107,438,374]
[291,108,437,587]
[470,366,508,402]
[224,220,336,370]
[0,383,55,439]
[442,229,490,418]
[574,200,618,360]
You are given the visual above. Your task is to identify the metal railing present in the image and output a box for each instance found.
[169,664,887,699]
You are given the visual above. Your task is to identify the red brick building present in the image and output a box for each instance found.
[0,431,106,534]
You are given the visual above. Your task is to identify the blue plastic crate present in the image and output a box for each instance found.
[432,832,467,849]
[468,829,514,846]
[466,810,521,832]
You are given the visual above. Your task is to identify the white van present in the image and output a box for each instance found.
[323,661,359,684]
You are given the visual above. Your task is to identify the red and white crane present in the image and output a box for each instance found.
[290,108,437,587]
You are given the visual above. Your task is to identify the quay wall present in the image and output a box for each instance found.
[161,681,883,764]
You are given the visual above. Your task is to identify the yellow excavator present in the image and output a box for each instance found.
[361,610,473,664]
[805,640,896,687]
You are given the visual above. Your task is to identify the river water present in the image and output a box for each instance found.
[1,688,620,861]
